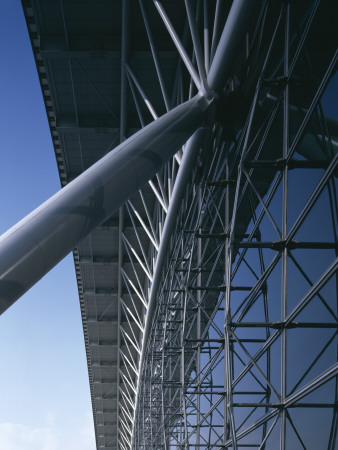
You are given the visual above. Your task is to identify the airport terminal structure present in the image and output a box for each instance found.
[0,0,337,448]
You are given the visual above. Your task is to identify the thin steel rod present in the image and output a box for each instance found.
[139,190,158,250]
[285,363,338,407]
[232,257,338,392]
[126,69,146,128]
[125,63,158,120]
[121,269,147,311]
[153,0,201,90]
[120,337,138,375]
[148,179,168,213]
[75,59,119,126]
[122,241,147,304]
[122,234,152,282]
[139,0,171,111]
[203,0,209,72]
[185,0,207,81]
[127,200,159,250]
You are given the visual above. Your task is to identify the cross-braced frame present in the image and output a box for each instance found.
[115,1,338,449]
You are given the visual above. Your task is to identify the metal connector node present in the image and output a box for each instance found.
[197,78,218,111]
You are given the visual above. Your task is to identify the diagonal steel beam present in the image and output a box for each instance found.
[0,93,210,315]
[207,0,259,92]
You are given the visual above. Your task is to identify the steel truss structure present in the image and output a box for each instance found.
[1,0,337,449]
[120,2,338,448]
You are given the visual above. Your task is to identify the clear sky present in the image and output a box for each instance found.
[0,1,96,449]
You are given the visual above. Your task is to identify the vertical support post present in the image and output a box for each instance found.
[224,147,231,446]
[203,0,209,73]
[118,1,129,447]
[181,249,189,448]
[281,3,290,449]
[196,179,202,448]
[117,206,124,446]
[161,329,168,450]
[150,351,154,449]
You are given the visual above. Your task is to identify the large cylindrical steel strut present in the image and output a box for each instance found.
[0,0,260,319]
[0,94,208,315]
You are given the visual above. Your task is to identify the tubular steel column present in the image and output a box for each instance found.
[281,4,290,448]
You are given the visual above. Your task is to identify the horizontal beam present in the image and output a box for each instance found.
[41,48,178,60]
[83,289,133,297]
[89,340,117,346]
[55,117,140,134]
[79,256,119,264]
[97,422,115,426]
[92,361,117,367]
[39,34,122,54]
[39,35,178,56]
[79,258,141,267]
[83,288,119,295]
[99,217,133,228]
[41,49,121,59]
[56,124,119,134]
[93,379,116,384]
[86,316,118,323]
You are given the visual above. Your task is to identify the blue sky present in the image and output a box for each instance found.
[0,1,96,448]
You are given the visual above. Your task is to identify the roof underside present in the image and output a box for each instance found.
[22,1,194,448]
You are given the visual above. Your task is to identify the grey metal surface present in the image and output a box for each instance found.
[0,93,206,314]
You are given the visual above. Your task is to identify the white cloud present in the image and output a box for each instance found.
[0,414,96,450]
[0,423,58,450]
